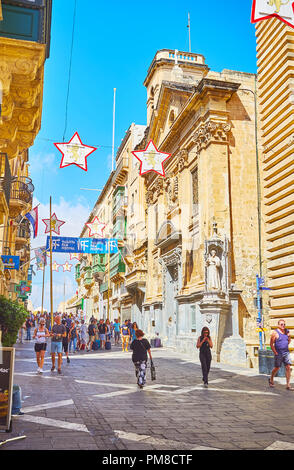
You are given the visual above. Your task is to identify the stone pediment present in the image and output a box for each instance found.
[155,220,181,249]
[149,81,194,146]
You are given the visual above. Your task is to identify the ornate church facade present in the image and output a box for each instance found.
[76,49,267,368]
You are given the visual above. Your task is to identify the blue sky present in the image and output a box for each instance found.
[29,0,258,311]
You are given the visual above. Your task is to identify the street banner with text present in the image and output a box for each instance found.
[46,237,119,254]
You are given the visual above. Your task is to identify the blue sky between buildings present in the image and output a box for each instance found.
[29,0,258,311]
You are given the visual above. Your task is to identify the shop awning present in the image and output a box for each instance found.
[66,299,82,309]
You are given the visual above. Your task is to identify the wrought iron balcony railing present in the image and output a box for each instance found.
[10,180,33,205]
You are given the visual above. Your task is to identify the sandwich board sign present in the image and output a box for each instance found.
[0,348,15,432]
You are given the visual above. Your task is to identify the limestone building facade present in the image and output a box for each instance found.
[76,49,266,367]
[255,18,294,339]
[0,0,52,302]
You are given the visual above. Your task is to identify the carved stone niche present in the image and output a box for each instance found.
[204,228,231,297]
[200,223,232,361]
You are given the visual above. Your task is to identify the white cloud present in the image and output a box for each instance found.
[29,196,91,311]
[28,152,58,180]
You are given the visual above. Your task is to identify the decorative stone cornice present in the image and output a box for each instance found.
[177,148,189,171]
[0,37,46,159]
[191,120,232,155]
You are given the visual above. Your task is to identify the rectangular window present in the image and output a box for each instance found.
[190,305,196,333]
[191,166,199,216]
[155,205,158,237]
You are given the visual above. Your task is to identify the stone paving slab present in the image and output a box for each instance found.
[1,341,294,451]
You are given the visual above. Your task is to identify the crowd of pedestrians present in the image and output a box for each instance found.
[18,312,148,382]
[16,313,294,392]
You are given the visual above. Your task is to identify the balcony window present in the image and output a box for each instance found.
[17,220,30,239]
[0,152,11,206]
[0,0,52,57]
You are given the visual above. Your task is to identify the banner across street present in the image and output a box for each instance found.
[46,236,119,254]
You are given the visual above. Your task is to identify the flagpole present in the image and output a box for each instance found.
[188,12,191,52]
[107,249,110,321]
[112,88,116,173]
[63,277,66,314]
[50,196,53,328]
[41,262,46,316]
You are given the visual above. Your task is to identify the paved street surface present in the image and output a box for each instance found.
[2,341,294,451]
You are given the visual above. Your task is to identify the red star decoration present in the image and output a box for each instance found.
[70,253,81,261]
[85,216,106,238]
[42,213,65,235]
[131,140,172,177]
[54,132,97,171]
[251,0,294,29]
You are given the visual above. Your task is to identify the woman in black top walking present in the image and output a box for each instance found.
[197,327,213,387]
[130,329,152,389]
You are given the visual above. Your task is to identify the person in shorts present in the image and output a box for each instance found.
[121,320,130,352]
[269,319,294,390]
[50,316,66,374]
[33,318,50,374]
[98,319,107,350]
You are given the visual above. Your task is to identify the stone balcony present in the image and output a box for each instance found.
[0,37,47,159]
[125,268,147,293]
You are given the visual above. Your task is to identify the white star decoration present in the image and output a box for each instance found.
[52,262,61,272]
[86,217,106,238]
[54,132,97,171]
[132,140,172,177]
[70,253,81,261]
[42,213,65,235]
[62,262,73,272]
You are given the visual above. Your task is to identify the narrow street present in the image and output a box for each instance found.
[3,341,294,451]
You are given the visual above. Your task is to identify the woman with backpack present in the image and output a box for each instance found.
[130,329,152,389]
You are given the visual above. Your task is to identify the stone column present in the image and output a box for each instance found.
[220,290,247,367]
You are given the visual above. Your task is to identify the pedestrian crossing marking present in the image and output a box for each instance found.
[114,430,219,450]
[265,441,294,450]
[22,399,74,414]
[16,414,89,433]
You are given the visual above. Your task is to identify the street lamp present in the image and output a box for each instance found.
[239,79,264,349]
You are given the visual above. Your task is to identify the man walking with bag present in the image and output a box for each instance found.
[130,329,153,389]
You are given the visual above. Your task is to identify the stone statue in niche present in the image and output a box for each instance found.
[206,249,222,291]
